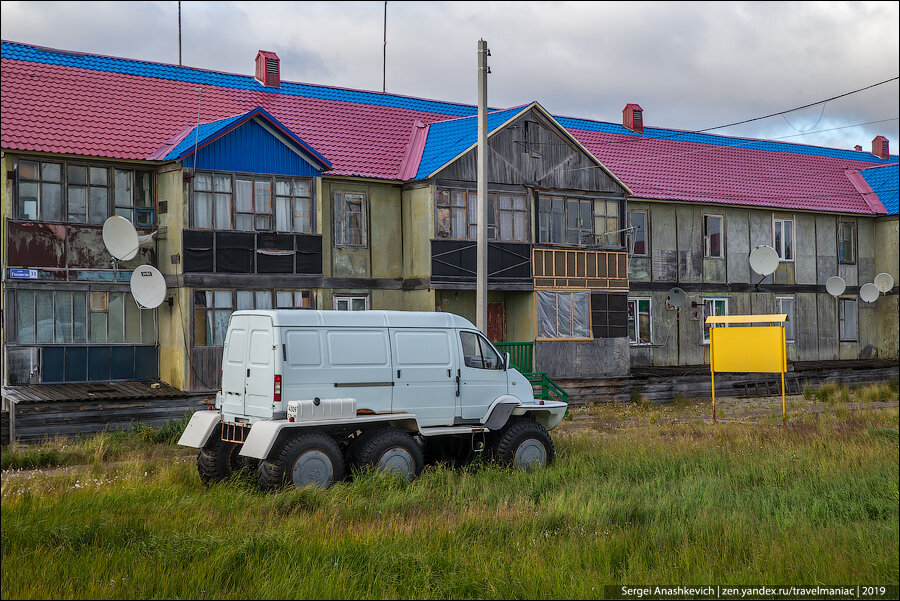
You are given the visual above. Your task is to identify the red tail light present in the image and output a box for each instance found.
[274,374,282,403]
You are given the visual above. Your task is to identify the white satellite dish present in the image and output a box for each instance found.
[102,216,140,261]
[749,245,779,276]
[129,265,167,309]
[860,283,880,303]
[874,272,894,294]
[825,276,846,297]
[666,287,686,308]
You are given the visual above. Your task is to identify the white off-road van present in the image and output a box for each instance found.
[178,310,567,489]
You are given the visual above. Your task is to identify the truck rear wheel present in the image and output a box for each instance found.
[493,420,555,470]
[197,436,241,484]
[258,432,345,491]
[351,429,424,482]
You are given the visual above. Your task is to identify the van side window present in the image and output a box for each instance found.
[460,331,503,370]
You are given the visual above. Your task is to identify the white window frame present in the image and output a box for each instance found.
[333,294,369,311]
[775,296,795,343]
[702,297,728,345]
[627,297,652,345]
[773,217,794,262]
[703,214,724,259]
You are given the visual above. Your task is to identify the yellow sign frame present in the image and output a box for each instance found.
[706,314,788,423]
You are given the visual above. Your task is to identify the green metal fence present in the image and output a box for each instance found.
[524,372,570,404]
[493,341,534,373]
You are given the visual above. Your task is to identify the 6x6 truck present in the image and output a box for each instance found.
[178,310,567,489]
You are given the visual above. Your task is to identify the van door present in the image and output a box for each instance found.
[221,315,249,418]
[244,315,276,419]
[325,328,393,414]
[457,330,508,421]
[390,328,457,427]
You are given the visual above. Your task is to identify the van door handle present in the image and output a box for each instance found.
[246,369,250,377]
[397,369,401,379]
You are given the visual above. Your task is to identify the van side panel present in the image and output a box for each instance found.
[221,316,249,418]
[390,329,458,427]
[244,315,276,419]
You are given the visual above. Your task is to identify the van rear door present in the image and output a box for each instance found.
[221,315,249,418]
[244,315,276,419]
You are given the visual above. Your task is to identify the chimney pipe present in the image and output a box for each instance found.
[854,145,862,152]
[255,50,280,88]
[872,136,889,159]
[623,104,644,134]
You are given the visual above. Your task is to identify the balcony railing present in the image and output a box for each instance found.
[532,247,628,290]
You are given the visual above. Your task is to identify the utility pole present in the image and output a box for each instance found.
[476,39,489,333]
[178,1,182,66]
[382,1,387,93]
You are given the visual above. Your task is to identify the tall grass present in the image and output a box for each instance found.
[2,407,897,599]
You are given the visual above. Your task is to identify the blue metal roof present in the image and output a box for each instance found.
[859,163,899,215]
[556,116,899,165]
[1,40,478,118]
[413,106,530,179]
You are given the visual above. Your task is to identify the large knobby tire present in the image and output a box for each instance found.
[197,436,241,484]
[257,432,345,491]
[351,429,425,482]
[493,420,555,470]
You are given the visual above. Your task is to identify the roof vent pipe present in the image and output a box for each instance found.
[854,145,862,152]
[872,136,889,159]
[255,50,280,88]
[623,104,644,134]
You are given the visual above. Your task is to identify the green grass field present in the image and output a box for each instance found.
[2,396,898,599]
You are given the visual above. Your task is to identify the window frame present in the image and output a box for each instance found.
[537,193,623,248]
[838,297,858,342]
[627,297,652,345]
[192,288,314,347]
[702,297,728,345]
[837,220,857,265]
[333,190,368,247]
[434,187,529,243]
[333,294,370,311]
[775,296,795,343]
[191,170,314,233]
[703,214,724,259]
[535,290,593,341]
[627,210,649,256]
[772,217,794,262]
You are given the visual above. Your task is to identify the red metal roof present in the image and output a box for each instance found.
[1,41,894,214]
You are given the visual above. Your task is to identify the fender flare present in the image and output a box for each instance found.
[481,394,523,430]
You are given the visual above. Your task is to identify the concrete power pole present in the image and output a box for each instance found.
[476,39,489,333]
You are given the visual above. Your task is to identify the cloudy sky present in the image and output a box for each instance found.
[2,1,898,151]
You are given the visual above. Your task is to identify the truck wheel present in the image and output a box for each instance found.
[258,432,345,491]
[352,429,424,482]
[493,420,555,470]
[197,437,241,484]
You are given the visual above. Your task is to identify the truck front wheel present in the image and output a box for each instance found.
[258,432,345,491]
[351,429,424,482]
[493,420,555,470]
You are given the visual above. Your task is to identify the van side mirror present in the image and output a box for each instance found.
[505,352,511,371]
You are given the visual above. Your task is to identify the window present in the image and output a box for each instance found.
[775,296,795,343]
[627,298,652,344]
[536,290,591,339]
[193,289,313,346]
[13,289,155,345]
[837,221,856,265]
[192,172,313,232]
[334,191,367,246]
[15,160,152,225]
[703,214,723,258]
[435,189,527,242]
[460,331,504,370]
[333,295,369,311]
[839,298,857,341]
[591,292,628,338]
[702,298,728,344]
[538,194,622,246]
[628,210,648,256]
[773,218,794,261]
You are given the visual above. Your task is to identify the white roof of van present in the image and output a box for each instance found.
[231,310,478,330]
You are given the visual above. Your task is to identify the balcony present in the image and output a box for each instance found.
[430,240,532,289]
[532,246,628,290]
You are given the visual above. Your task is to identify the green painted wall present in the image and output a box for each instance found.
[402,185,434,279]
[875,218,899,358]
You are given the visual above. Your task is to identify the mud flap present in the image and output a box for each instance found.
[176,410,221,448]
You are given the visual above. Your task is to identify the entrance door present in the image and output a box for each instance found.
[457,330,508,421]
[488,302,506,342]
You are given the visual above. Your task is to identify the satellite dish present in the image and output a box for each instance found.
[102,216,140,261]
[749,245,779,276]
[666,287,686,308]
[859,283,880,303]
[825,276,846,297]
[874,272,894,293]
[129,265,167,309]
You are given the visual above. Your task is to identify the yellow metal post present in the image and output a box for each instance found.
[781,326,786,425]
[711,369,716,423]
